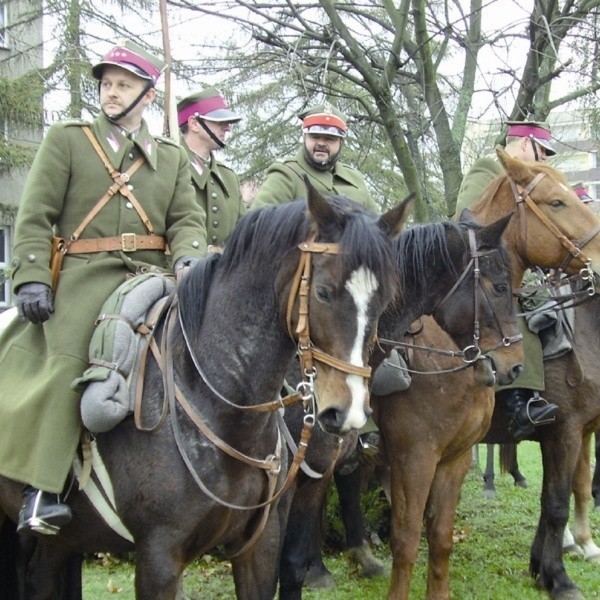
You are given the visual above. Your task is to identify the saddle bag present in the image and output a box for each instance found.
[74,272,175,433]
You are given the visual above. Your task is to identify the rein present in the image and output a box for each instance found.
[133,235,373,552]
[510,173,600,274]
[378,228,522,376]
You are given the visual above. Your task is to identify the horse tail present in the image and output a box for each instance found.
[499,443,517,475]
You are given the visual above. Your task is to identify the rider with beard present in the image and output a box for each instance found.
[0,40,206,535]
[252,103,378,213]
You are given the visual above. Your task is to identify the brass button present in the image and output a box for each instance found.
[125,202,133,209]
[192,240,200,248]
[211,235,218,243]
[211,192,218,199]
[213,221,219,227]
[211,206,218,213]
[27,254,36,263]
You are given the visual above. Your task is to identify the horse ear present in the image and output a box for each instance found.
[459,207,479,225]
[478,212,514,247]
[496,147,535,186]
[379,194,414,238]
[304,175,338,227]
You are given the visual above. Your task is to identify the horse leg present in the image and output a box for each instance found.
[279,476,334,599]
[387,453,437,600]
[134,540,185,600]
[500,443,528,488]
[335,464,385,578]
[530,433,583,599]
[0,515,20,598]
[482,443,496,499]
[423,452,471,600]
[568,433,600,563]
[233,498,289,600]
[593,431,600,510]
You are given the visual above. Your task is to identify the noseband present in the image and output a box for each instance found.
[510,173,600,275]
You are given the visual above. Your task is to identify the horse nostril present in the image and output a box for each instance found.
[317,406,345,435]
[512,363,524,381]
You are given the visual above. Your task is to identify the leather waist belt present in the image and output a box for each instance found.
[66,233,167,254]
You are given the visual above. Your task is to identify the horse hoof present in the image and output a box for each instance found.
[347,543,386,578]
[563,544,585,559]
[553,589,584,600]
[514,478,528,489]
[585,552,600,564]
[304,566,336,590]
[483,489,496,500]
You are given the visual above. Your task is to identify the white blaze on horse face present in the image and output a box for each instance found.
[343,266,379,430]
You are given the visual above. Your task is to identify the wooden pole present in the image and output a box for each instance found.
[159,0,178,140]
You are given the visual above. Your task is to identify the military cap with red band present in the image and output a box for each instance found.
[177,88,242,127]
[299,103,348,138]
[92,40,166,85]
[505,120,556,156]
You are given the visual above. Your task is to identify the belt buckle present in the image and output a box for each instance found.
[121,233,137,252]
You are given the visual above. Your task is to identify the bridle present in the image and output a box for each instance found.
[132,235,374,554]
[378,228,522,376]
[510,172,600,279]
[285,238,372,411]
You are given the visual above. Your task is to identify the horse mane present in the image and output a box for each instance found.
[394,222,461,299]
[177,196,398,342]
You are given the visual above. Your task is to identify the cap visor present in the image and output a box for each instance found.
[201,108,242,123]
[534,137,556,156]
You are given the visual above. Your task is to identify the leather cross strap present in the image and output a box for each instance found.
[63,127,166,254]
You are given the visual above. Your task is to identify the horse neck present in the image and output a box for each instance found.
[187,272,297,410]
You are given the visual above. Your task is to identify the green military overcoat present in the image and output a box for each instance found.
[455,155,544,392]
[252,148,379,213]
[182,139,246,247]
[0,115,207,492]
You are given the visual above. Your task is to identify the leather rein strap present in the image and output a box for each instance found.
[511,173,600,271]
[286,240,372,380]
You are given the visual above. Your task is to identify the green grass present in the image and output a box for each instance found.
[83,442,600,598]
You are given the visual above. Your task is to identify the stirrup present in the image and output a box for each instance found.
[525,395,556,426]
[22,517,60,536]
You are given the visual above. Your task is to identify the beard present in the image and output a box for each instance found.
[303,143,341,171]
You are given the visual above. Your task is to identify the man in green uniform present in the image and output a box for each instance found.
[456,121,559,440]
[177,88,245,249]
[252,103,378,212]
[0,41,207,535]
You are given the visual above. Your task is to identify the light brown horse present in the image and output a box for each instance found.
[374,148,600,600]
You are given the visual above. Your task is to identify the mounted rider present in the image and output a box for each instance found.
[178,88,246,249]
[0,40,207,536]
[456,120,559,440]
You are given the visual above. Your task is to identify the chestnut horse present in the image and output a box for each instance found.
[0,184,408,599]
[279,214,524,599]
[372,149,600,600]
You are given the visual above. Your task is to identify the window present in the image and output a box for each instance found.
[0,226,10,306]
[0,3,7,49]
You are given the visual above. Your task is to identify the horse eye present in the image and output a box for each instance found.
[551,199,565,208]
[316,287,332,303]
[494,283,508,294]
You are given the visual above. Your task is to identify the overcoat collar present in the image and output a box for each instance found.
[181,140,230,196]
[91,114,159,171]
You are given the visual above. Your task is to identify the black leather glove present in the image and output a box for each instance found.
[173,256,199,274]
[16,282,54,324]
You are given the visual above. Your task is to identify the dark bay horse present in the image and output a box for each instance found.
[0,183,409,599]
[278,213,525,599]
[485,290,600,597]
[338,149,600,600]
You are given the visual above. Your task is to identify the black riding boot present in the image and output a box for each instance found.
[500,388,559,441]
[17,485,72,536]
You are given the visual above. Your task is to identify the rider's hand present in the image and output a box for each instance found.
[173,256,199,274]
[16,282,54,324]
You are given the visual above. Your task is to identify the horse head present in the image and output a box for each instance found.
[463,148,600,286]
[279,179,411,434]
[432,215,524,387]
